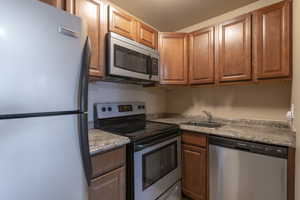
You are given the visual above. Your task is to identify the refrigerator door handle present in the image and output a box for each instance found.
[78,113,92,185]
[79,37,91,113]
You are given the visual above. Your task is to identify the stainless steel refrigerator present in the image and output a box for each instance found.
[0,1,91,200]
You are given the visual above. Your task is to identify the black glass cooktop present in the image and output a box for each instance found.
[95,117,179,141]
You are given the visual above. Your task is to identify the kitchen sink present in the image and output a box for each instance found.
[182,121,224,128]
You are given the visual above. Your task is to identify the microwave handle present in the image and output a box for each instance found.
[147,56,153,79]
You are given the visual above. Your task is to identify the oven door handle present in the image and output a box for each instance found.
[135,132,179,152]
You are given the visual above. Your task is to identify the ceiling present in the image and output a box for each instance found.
[108,0,259,31]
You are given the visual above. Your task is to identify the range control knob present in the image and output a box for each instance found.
[108,107,112,111]
[101,107,106,112]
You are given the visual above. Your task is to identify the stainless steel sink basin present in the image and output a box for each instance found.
[182,121,224,128]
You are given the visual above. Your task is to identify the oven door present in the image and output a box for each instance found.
[134,136,181,200]
[108,32,159,81]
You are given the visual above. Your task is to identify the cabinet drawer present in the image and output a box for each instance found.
[91,146,125,178]
[182,132,207,148]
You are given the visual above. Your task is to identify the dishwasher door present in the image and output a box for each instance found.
[209,144,287,200]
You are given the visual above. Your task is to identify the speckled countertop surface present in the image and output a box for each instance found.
[89,129,130,155]
[149,116,296,148]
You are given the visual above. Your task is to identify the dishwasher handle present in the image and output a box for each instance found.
[209,136,288,159]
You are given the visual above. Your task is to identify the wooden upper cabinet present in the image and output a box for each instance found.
[189,27,215,84]
[159,33,188,84]
[75,0,107,78]
[137,22,158,49]
[109,6,137,40]
[253,1,291,79]
[38,0,74,12]
[38,0,65,8]
[217,14,252,82]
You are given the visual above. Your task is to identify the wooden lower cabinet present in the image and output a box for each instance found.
[182,132,208,200]
[182,144,207,200]
[89,167,125,200]
[89,146,126,200]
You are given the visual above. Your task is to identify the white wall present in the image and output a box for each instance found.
[166,82,291,121]
[292,0,300,198]
[88,82,167,121]
[178,0,283,32]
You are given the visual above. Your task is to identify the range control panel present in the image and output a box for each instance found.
[94,102,146,119]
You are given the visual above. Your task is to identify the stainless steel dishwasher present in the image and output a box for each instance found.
[209,136,288,200]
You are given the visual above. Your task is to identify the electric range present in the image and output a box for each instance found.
[94,102,182,200]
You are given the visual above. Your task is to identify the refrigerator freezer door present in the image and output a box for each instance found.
[0,0,86,116]
[0,115,88,200]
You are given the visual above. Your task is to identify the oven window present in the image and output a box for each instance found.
[142,141,178,190]
[114,44,148,74]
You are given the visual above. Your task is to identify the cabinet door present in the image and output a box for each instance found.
[218,14,252,82]
[189,27,215,84]
[38,0,75,13]
[89,167,125,200]
[159,33,188,84]
[137,22,158,49]
[182,144,207,200]
[253,1,291,79]
[38,0,66,9]
[109,6,137,40]
[75,0,107,78]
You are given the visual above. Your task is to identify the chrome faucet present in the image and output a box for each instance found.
[203,111,213,122]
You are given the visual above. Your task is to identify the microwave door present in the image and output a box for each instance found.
[109,33,159,81]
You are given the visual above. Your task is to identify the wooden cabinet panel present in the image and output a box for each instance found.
[91,147,125,178]
[182,132,207,148]
[159,33,188,84]
[253,1,291,79]
[182,144,207,200]
[75,0,107,78]
[189,27,215,84]
[218,14,252,82]
[137,22,158,49]
[38,0,64,8]
[109,6,137,40]
[89,167,125,200]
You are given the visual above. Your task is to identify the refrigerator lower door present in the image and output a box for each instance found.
[0,0,86,116]
[0,115,88,200]
[209,145,287,200]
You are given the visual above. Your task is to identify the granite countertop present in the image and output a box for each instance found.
[89,129,130,155]
[149,116,296,148]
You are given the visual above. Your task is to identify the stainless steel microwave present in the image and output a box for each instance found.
[107,32,159,82]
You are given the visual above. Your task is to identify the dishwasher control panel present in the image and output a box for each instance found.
[209,136,288,158]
